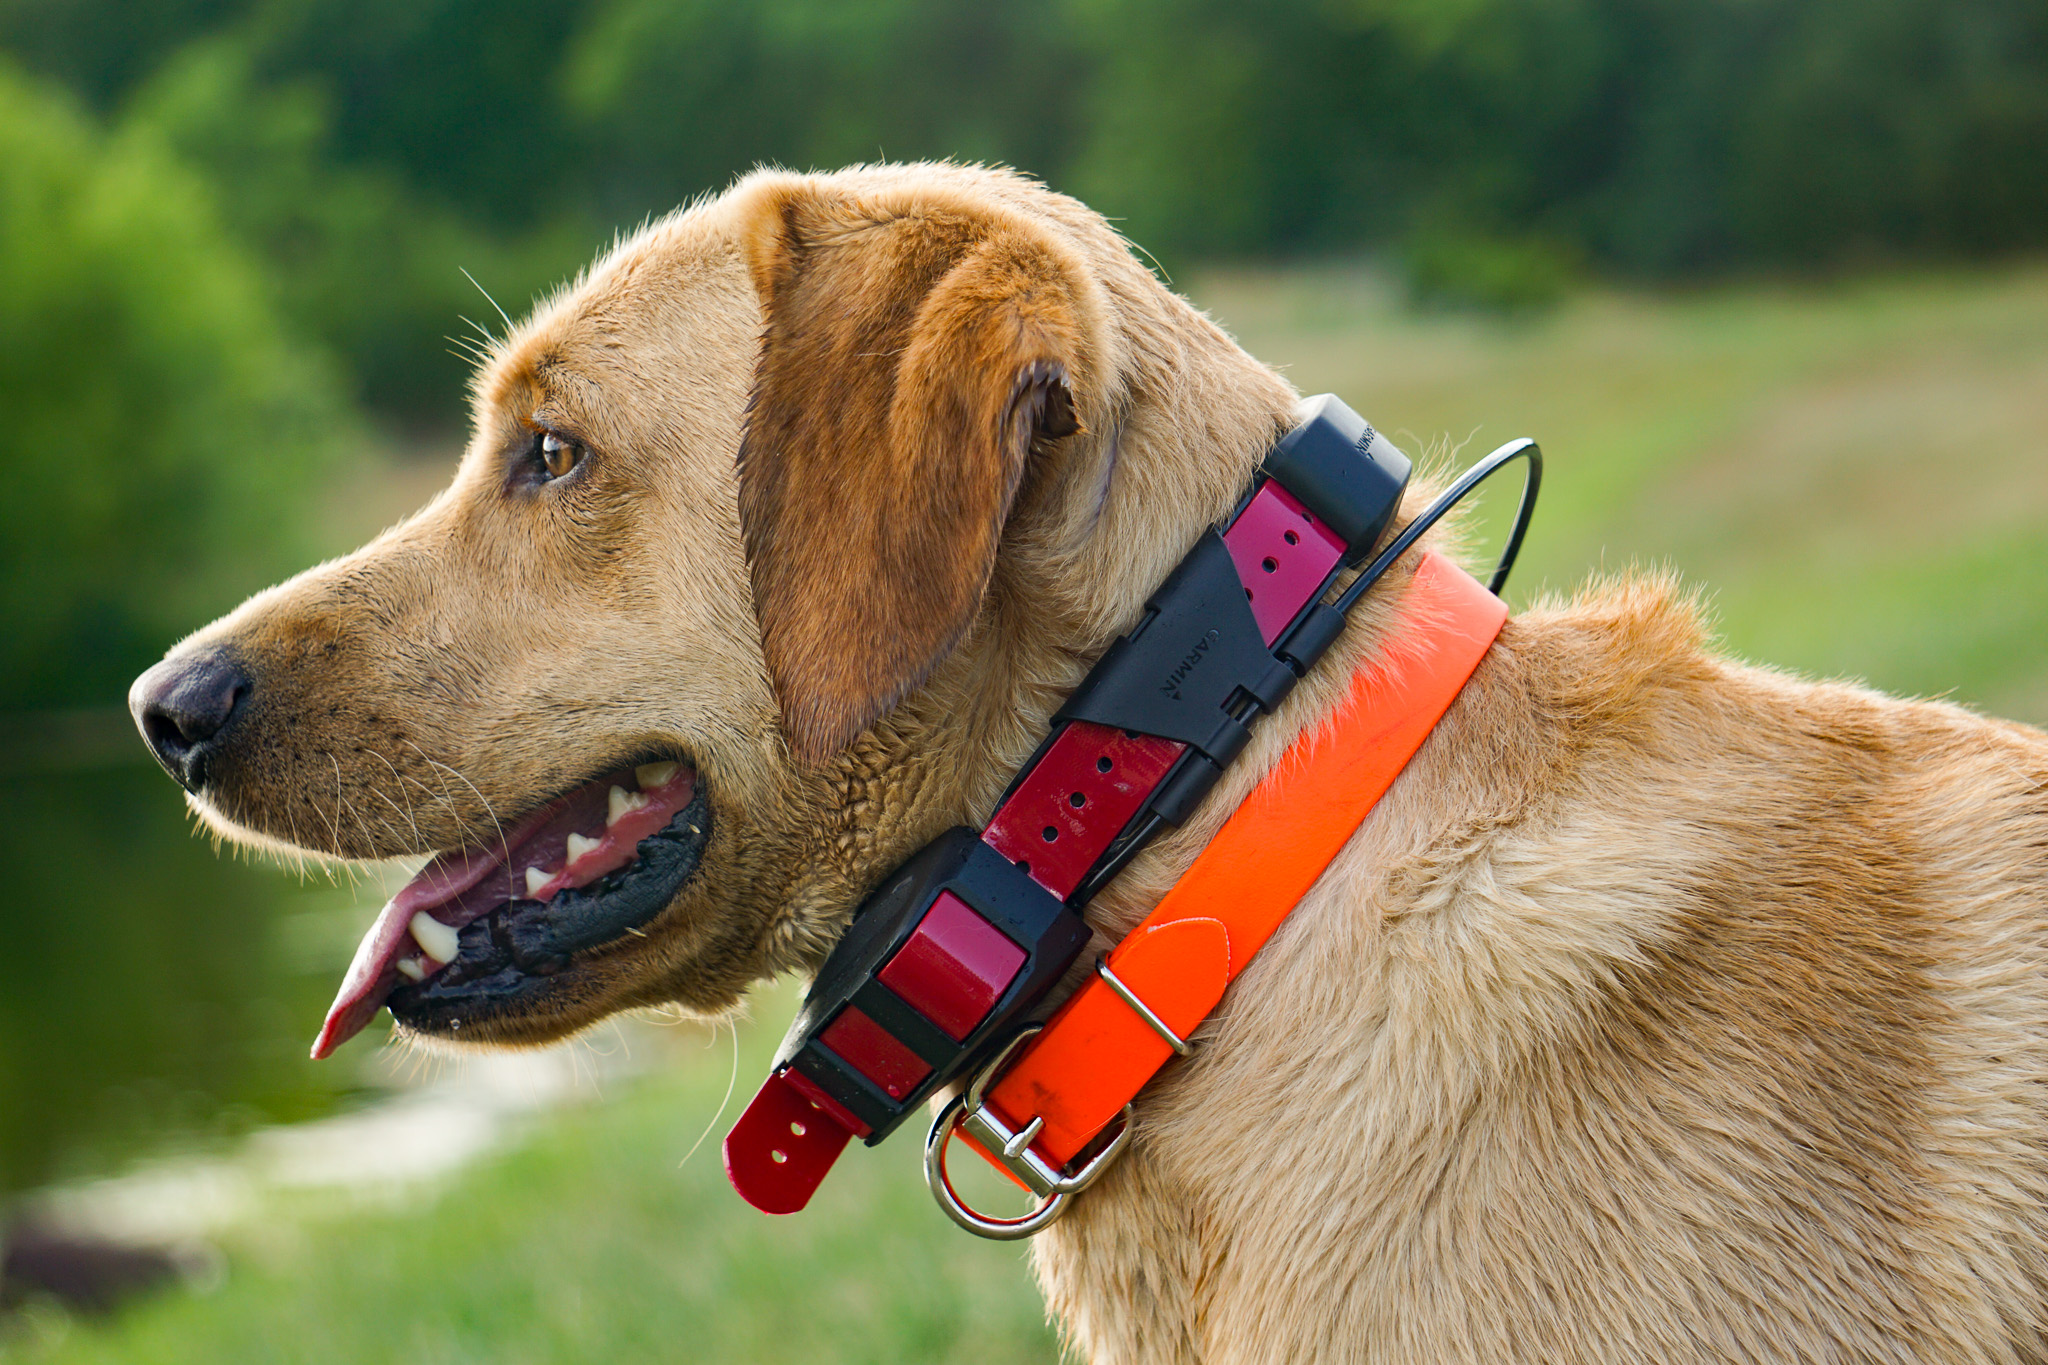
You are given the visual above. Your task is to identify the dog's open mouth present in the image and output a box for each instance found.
[312,760,709,1058]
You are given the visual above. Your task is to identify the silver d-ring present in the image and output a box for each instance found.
[922,1025,1140,1239]
[923,1089,1071,1241]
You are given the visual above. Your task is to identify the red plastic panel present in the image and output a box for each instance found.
[722,1070,855,1214]
[818,1006,932,1099]
[983,722,1185,900]
[877,891,1026,1040]
[1222,480,1347,644]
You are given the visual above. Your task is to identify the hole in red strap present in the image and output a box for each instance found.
[1068,791,1086,808]
[781,1067,870,1139]
[1223,479,1347,643]
[1095,756,1112,773]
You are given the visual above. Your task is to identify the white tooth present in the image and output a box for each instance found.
[394,957,426,983]
[566,832,602,863]
[606,785,647,827]
[525,865,553,898]
[635,761,678,791]
[408,912,460,964]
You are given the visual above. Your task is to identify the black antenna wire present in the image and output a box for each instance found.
[1336,436,1543,611]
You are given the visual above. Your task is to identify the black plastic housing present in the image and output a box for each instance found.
[1263,393,1412,562]
[772,828,1092,1142]
[1052,531,1292,770]
[1047,395,1413,862]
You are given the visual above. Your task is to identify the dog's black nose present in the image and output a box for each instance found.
[129,647,252,792]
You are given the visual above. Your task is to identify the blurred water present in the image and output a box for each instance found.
[0,755,365,1196]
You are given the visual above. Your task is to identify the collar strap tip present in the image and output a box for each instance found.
[723,1070,856,1214]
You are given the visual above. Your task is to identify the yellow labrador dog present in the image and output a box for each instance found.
[131,163,2048,1363]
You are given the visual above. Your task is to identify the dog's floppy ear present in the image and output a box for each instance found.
[735,183,1087,763]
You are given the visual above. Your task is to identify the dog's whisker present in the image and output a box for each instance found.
[325,751,385,877]
[445,330,497,361]
[284,813,337,884]
[409,745,510,870]
[394,769,447,831]
[675,1018,741,1173]
[453,317,499,353]
[458,267,516,339]
[273,803,295,874]
[580,1018,627,1065]
[366,749,428,850]
[367,787,416,844]
[402,739,466,836]
[561,1034,601,1103]
[309,752,348,856]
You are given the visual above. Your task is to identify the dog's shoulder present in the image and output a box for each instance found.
[1487,567,2046,822]
[1139,568,2048,1362]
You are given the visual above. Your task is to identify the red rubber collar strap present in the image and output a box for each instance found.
[968,552,1505,1176]
[726,480,1351,1213]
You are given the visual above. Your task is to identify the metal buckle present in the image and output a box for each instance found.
[923,1023,1135,1240]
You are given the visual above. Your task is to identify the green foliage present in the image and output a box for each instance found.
[0,0,241,106]
[1404,232,1580,313]
[1564,0,2048,272]
[559,0,1089,226]
[1061,0,1615,263]
[0,58,350,711]
[1198,260,2048,725]
[0,59,362,1193]
[4,0,2043,423]
[122,38,592,420]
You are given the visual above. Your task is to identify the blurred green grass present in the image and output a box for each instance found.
[9,260,2046,1364]
[5,1000,1059,1365]
[1201,261,2048,722]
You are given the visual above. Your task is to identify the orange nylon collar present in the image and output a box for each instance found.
[949,550,1507,1197]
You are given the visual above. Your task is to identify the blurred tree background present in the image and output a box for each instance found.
[0,1,2044,1354]
[5,0,2045,429]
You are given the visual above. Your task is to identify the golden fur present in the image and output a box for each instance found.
[155,163,2048,1363]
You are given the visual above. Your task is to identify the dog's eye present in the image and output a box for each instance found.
[537,431,583,481]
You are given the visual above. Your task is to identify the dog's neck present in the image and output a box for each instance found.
[767,283,1436,975]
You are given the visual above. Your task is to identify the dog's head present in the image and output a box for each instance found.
[127,164,1295,1055]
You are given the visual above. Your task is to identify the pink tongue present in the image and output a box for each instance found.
[308,851,503,1061]
[311,764,695,1059]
